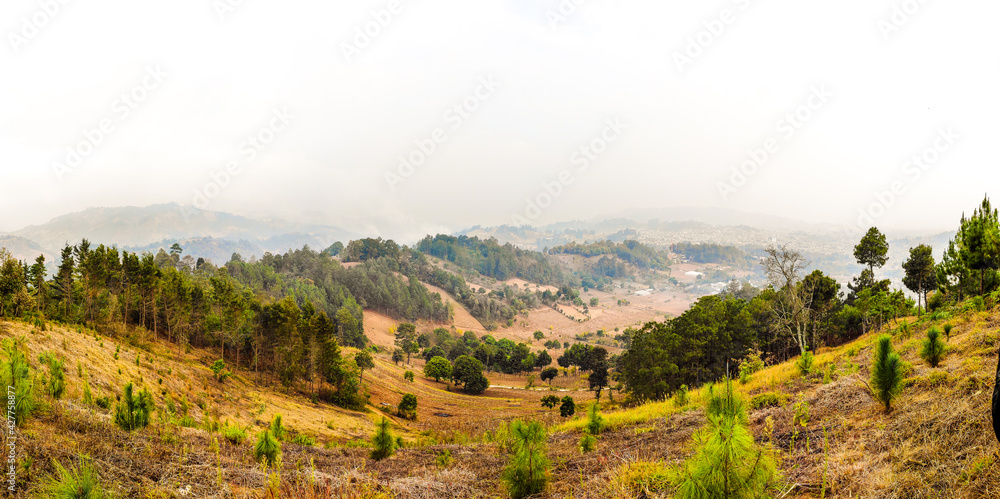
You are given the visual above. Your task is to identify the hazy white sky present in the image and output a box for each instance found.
[2,0,998,239]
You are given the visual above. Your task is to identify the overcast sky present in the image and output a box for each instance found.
[2,0,998,239]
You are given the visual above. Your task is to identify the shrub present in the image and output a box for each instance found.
[540,395,560,410]
[424,356,452,382]
[796,348,814,376]
[920,327,947,368]
[270,414,286,441]
[435,449,454,468]
[40,352,66,400]
[1,338,34,424]
[586,403,604,436]
[870,334,903,412]
[95,396,111,410]
[370,417,397,461]
[403,370,414,382]
[210,359,231,382]
[559,396,575,417]
[706,380,747,425]
[943,323,954,341]
[501,420,550,498]
[579,432,596,453]
[113,383,154,431]
[37,455,110,499]
[674,379,780,498]
[291,433,316,446]
[254,429,282,469]
[223,423,247,444]
[540,367,559,384]
[749,392,787,410]
[398,393,418,420]
[673,384,689,407]
[82,379,93,406]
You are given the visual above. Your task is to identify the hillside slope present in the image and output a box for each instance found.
[4,305,1000,498]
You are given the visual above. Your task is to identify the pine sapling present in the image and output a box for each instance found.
[920,327,946,367]
[870,334,903,412]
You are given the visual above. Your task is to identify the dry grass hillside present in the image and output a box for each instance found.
[4,304,1000,498]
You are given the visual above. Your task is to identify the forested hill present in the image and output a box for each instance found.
[548,240,671,270]
[414,234,567,286]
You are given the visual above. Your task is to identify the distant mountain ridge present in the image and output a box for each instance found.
[2,203,358,264]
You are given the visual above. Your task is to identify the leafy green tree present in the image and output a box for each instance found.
[355,350,374,383]
[540,395,560,410]
[254,428,282,469]
[1,338,34,424]
[403,370,414,382]
[424,356,452,382]
[854,227,889,277]
[870,334,903,412]
[559,396,575,417]
[452,355,488,394]
[540,367,559,385]
[533,331,545,340]
[397,393,418,420]
[534,349,552,368]
[920,327,946,368]
[589,361,609,400]
[902,244,937,312]
[114,383,154,431]
[391,348,404,365]
[501,420,550,499]
[370,417,397,461]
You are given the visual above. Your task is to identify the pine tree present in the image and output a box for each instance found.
[501,420,550,498]
[920,327,946,368]
[675,378,780,498]
[585,402,604,436]
[370,417,397,461]
[254,428,282,469]
[114,383,155,431]
[1,338,35,424]
[870,334,903,412]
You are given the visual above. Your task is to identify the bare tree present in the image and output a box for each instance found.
[762,245,814,354]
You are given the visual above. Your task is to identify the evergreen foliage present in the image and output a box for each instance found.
[870,334,903,412]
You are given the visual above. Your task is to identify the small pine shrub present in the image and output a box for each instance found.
[1,337,35,424]
[585,403,604,436]
[920,327,947,368]
[82,380,93,406]
[870,334,903,412]
[501,420,550,499]
[397,393,418,420]
[823,362,835,384]
[37,455,110,498]
[673,385,689,407]
[675,379,780,498]
[706,380,747,425]
[223,423,247,444]
[435,449,455,468]
[40,352,66,400]
[370,417,397,461]
[95,396,111,410]
[270,414,286,441]
[114,383,154,431]
[254,429,282,469]
[579,432,597,453]
[749,392,787,410]
[943,323,954,341]
[291,433,316,446]
[796,348,814,376]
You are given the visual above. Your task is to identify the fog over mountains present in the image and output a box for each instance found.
[0,203,953,293]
